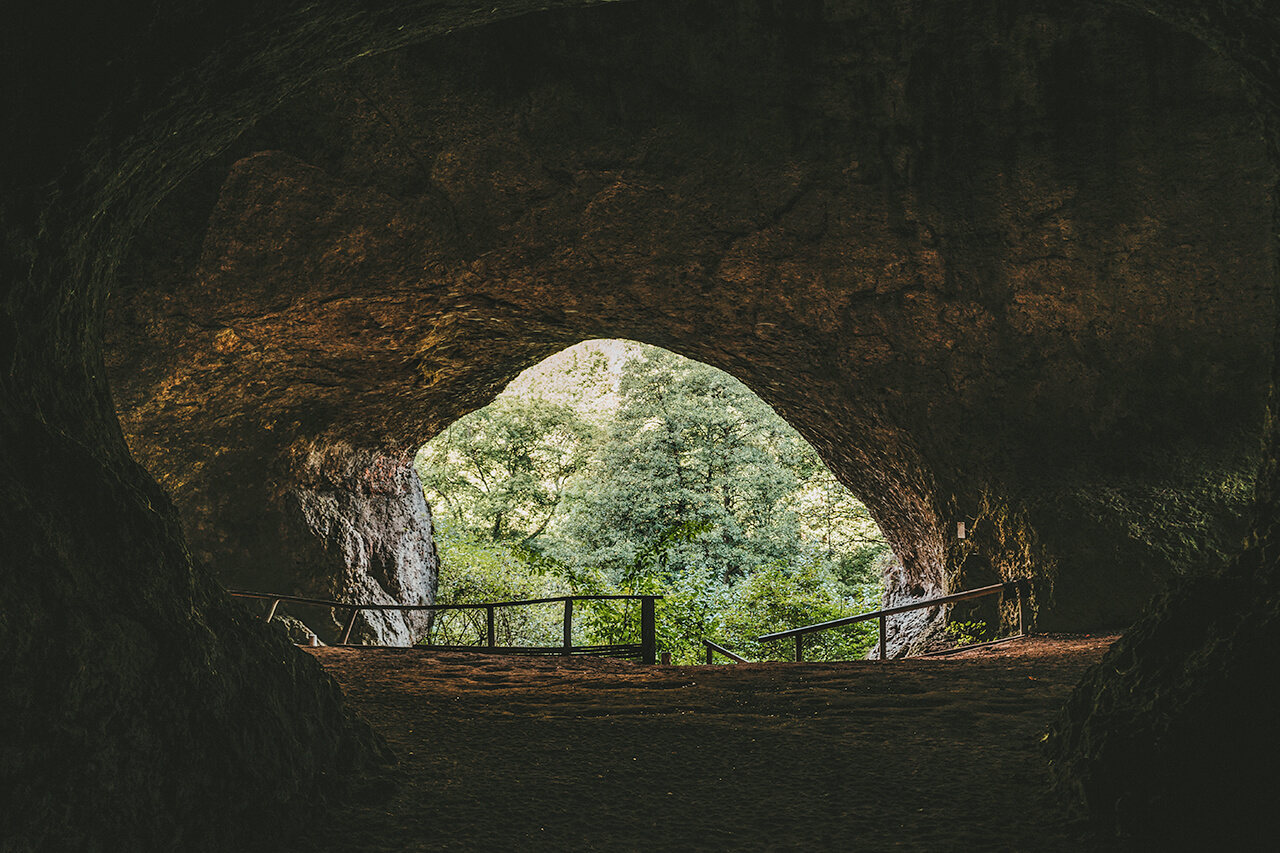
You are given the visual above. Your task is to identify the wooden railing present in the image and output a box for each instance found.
[228,590,662,664]
[757,579,1030,662]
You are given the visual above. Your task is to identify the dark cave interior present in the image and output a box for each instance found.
[3,0,1279,849]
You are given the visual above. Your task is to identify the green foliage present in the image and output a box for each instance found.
[654,565,730,663]
[718,559,878,663]
[559,522,717,656]
[422,523,570,647]
[548,348,812,581]
[789,465,888,578]
[417,340,889,663]
[416,397,599,544]
[553,531,876,664]
[947,619,989,646]
[834,543,893,592]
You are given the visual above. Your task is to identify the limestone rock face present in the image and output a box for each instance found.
[877,562,944,659]
[278,444,437,645]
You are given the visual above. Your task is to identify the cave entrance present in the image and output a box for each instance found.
[415,339,892,664]
[99,0,1273,661]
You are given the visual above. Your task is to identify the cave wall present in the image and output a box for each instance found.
[0,0,599,848]
[279,443,438,644]
[1041,2,1280,845]
[0,417,393,849]
[110,0,1275,644]
[3,0,1280,848]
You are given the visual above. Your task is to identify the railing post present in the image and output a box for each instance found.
[1017,579,1029,636]
[339,606,360,645]
[795,633,804,662]
[563,598,573,656]
[264,598,280,624]
[878,614,887,661]
[707,643,714,665]
[486,605,496,648]
[641,596,657,664]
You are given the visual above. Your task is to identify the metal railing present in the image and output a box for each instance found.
[229,590,662,664]
[702,638,749,664]
[757,579,1030,662]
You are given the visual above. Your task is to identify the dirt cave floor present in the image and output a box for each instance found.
[295,635,1123,852]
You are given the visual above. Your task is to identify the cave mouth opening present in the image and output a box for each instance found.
[98,0,1274,657]
[414,338,893,663]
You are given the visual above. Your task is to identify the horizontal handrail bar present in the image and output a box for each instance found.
[703,639,749,664]
[414,643,644,653]
[757,580,1027,642]
[236,588,663,663]
[228,590,662,611]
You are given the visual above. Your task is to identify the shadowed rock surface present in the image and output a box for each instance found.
[2,0,1279,849]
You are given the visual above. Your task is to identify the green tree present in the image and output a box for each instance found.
[719,558,878,662]
[416,340,890,663]
[416,396,599,544]
[558,521,713,654]
[548,348,803,581]
[789,465,891,592]
[423,523,570,647]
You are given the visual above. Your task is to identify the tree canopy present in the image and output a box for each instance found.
[552,347,811,580]
[417,397,599,544]
[416,340,890,663]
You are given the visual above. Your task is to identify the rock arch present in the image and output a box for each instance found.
[111,0,1273,638]
[3,0,1279,848]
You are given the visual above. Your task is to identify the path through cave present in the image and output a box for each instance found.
[296,636,1124,852]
